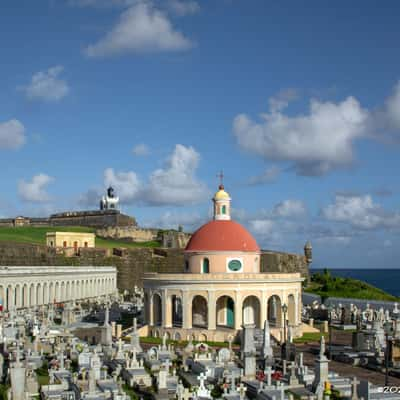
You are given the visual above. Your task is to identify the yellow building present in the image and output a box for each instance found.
[46,231,95,250]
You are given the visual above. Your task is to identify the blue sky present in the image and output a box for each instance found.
[1,0,400,268]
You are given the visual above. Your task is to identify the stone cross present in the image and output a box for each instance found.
[182,388,191,400]
[197,372,207,390]
[237,383,247,400]
[351,376,360,400]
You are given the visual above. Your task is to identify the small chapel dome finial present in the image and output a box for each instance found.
[213,172,231,220]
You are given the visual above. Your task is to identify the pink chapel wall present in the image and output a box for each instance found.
[185,252,260,274]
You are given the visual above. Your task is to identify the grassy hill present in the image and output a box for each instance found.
[306,269,399,302]
[0,226,160,249]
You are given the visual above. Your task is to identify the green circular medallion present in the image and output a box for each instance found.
[228,259,242,271]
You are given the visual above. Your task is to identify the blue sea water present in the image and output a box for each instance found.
[311,268,400,298]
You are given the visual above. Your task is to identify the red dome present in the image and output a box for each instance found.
[185,220,260,252]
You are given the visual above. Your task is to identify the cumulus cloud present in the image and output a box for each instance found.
[20,66,69,102]
[246,166,280,185]
[167,0,200,16]
[104,168,141,203]
[233,95,368,176]
[81,144,208,207]
[248,219,275,236]
[273,199,306,217]
[142,210,205,231]
[321,194,400,230]
[0,119,26,150]
[143,144,208,206]
[18,174,54,203]
[68,0,134,7]
[85,1,193,57]
[234,81,400,176]
[268,88,298,113]
[132,143,150,156]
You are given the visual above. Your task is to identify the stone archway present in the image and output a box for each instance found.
[29,284,35,306]
[192,295,208,328]
[22,284,28,307]
[172,295,183,327]
[242,295,261,327]
[216,295,235,328]
[267,295,282,327]
[14,285,21,308]
[152,293,162,326]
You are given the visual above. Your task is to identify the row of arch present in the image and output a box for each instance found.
[0,277,116,310]
[148,292,297,330]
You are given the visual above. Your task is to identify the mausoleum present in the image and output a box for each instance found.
[143,184,304,342]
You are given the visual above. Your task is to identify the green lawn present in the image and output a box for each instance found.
[293,332,327,343]
[0,226,160,249]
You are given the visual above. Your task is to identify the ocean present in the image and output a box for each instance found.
[311,268,400,298]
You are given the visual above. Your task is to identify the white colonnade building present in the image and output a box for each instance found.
[0,265,117,310]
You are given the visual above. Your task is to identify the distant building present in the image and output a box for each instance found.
[46,231,95,250]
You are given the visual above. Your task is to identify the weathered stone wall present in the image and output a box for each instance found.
[0,243,308,290]
[0,243,183,290]
[96,226,159,242]
[49,210,136,228]
[0,210,136,229]
[261,250,309,279]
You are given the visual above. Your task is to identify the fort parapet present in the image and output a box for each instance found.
[0,242,309,290]
[0,210,136,229]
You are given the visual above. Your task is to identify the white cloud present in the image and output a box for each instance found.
[68,0,134,7]
[81,144,208,207]
[18,174,54,203]
[143,144,208,206]
[142,210,205,231]
[85,1,193,57]
[20,66,69,102]
[0,119,26,150]
[233,95,368,176]
[268,88,298,113]
[167,0,200,16]
[132,143,150,156]
[321,194,400,230]
[247,166,280,185]
[104,168,141,203]
[273,199,306,217]
[248,219,275,236]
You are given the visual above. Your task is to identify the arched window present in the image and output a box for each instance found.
[202,258,210,273]
[222,205,226,214]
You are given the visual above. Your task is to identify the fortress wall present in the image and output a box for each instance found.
[49,211,136,228]
[96,226,159,242]
[0,243,308,290]
[261,250,309,279]
[0,243,183,290]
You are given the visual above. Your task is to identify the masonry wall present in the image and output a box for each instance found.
[0,243,308,291]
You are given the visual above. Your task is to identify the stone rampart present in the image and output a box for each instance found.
[0,210,136,229]
[0,243,308,290]
[96,226,158,242]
